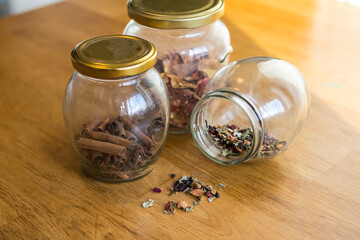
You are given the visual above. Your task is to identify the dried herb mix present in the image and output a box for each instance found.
[154,50,218,131]
[207,123,287,158]
[166,175,222,214]
[142,174,225,215]
[76,115,164,180]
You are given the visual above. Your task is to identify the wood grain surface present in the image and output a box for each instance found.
[1,0,360,239]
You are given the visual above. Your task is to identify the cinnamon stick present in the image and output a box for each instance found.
[76,137,126,156]
[81,118,101,138]
[134,147,145,160]
[133,158,144,169]
[118,115,153,146]
[151,116,165,129]
[95,116,113,132]
[91,151,103,164]
[125,130,137,142]
[90,130,132,148]
[112,156,125,170]
[108,119,126,138]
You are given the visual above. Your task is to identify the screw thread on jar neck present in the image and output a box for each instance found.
[190,89,264,165]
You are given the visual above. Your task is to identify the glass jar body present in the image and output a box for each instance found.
[63,69,170,182]
[191,57,311,164]
[123,20,232,134]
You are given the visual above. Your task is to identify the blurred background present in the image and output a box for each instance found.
[0,0,360,18]
[0,0,62,17]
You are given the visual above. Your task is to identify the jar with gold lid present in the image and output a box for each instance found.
[63,35,170,182]
[123,0,232,134]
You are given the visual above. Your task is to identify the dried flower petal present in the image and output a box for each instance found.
[195,77,210,96]
[153,187,162,193]
[177,201,188,209]
[162,174,226,216]
[154,51,216,130]
[206,192,213,198]
[165,201,177,214]
[189,188,205,197]
[194,182,202,189]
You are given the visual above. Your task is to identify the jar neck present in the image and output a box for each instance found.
[190,89,264,164]
[74,70,150,85]
[126,19,219,36]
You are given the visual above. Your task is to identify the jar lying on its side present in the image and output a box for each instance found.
[191,57,311,165]
[63,35,170,182]
[124,0,232,134]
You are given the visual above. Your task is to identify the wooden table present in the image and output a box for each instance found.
[1,0,360,239]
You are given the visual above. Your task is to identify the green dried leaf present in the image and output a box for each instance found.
[184,206,194,212]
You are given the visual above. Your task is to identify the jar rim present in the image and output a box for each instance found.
[190,89,264,165]
[127,0,224,29]
[71,35,157,79]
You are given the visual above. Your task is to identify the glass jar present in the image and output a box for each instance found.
[63,35,170,182]
[123,0,232,134]
[191,57,311,165]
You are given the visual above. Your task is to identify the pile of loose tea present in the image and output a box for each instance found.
[207,123,286,157]
[142,174,226,215]
[76,115,164,180]
[154,50,218,130]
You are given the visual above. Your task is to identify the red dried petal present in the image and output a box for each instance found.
[153,187,162,193]
[195,77,210,96]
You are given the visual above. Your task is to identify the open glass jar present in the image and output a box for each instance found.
[123,0,232,134]
[63,35,170,182]
[191,57,311,165]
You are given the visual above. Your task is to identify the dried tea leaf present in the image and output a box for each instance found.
[208,196,216,203]
[184,206,194,212]
[183,187,191,194]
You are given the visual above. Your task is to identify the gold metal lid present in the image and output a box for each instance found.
[71,35,157,79]
[127,0,224,29]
